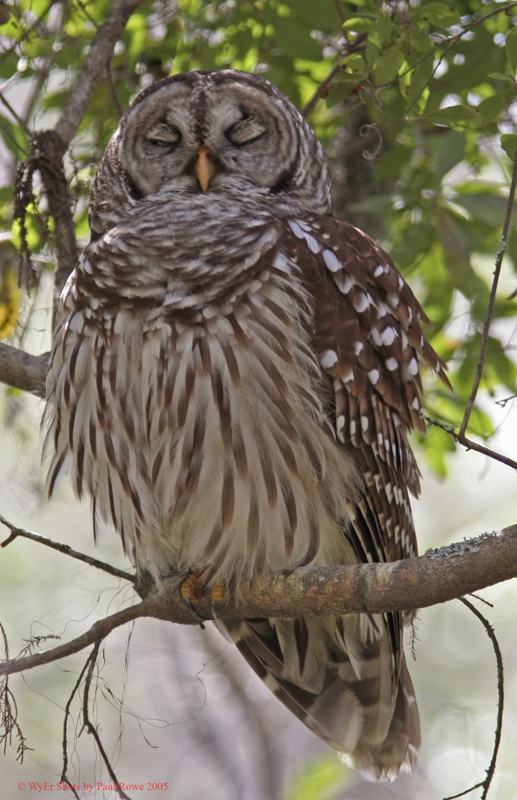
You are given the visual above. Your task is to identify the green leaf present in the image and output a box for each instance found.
[367,15,392,50]
[375,41,405,83]
[419,425,455,477]
[488,72,514,84]
[435,210,478,297]
[506,26,517,74]
[501,133,517,161]
[339,53,367,79]
[342,17,373,33]
[325,80,360,107]
[366,15,392,70]
[435,131,466,181]
[401,55,434,112]
[455,192,517,228]
[477,91,509,125]
[419,105,482,130]
[349,0,380,14]
[412,2,461,28]
[285,0,341,33]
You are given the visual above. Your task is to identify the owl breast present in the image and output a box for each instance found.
[46,198,361,586]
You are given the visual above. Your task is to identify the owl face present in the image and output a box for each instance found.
[113,70,331,213]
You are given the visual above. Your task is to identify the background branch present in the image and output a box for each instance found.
[459,152,517,441]
[0,512,134,583]
[51,0,146,298]
[0,0,148,394]
[443,597,505,800]
[0,344,48,397]
[54,0,146,149]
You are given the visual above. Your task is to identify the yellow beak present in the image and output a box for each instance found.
[195,147,215,192]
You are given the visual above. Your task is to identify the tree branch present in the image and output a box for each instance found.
[55,0,147,148]
[0,344,48,397]
[1,526,516,678]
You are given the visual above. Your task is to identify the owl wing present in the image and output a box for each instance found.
[220,214,449,779]
[283,214,450,565]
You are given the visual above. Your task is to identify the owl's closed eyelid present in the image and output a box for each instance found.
[145,123,182,149]
[225,117,267,147]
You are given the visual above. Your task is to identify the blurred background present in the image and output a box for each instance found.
[1,1,517,798]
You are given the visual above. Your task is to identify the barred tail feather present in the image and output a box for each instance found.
[349,658,420,780]
[218,615,419,780]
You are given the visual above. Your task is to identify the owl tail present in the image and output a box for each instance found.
[217,614,420,781]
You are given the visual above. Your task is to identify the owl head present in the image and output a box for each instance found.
[90,70,332,234]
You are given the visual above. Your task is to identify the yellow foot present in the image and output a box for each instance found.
[180,571,209,622]
[211,582,226,619]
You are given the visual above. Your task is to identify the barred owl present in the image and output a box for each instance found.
[45,70,449,778]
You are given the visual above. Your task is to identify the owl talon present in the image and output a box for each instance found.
[183,596,210,622]
[211,582,226,619]
[181,571,210,621]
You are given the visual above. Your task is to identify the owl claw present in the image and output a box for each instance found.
[180,574,226,620]
[180,571,210,621]
[183,596,210,623]
[211,582,226,619]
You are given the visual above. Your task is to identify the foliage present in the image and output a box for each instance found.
[284,755,349,800]
[1,0,517,476]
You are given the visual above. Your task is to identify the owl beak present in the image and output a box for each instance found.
[195,147,215,192]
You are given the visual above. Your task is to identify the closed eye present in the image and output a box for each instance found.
[226,117,266,147]
[146,125,182,150]
[149,138,179,148]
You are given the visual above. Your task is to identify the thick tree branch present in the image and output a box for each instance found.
[55,0,147,148]
[0,344,48,397]
[1,526,516,678]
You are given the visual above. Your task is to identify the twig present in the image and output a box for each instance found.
[16,130,79,305]
[2,526,517,678]
[301,34,368,118]
[302,56,345,118]
[333,0,345,24]
[0,623,32,762]
[106,61,125,119]
[459,152,517,441]
[60,655,91,800]
[496,393,517,408]
[444,782,485,800]
[82,641,132,800]
[444,597,504,800]
[423,415,517,472]
[0,512,135,583]
[0,90,31,135]
[0,603,150,677]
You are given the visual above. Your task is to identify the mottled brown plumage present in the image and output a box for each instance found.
[44,70,449,779]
